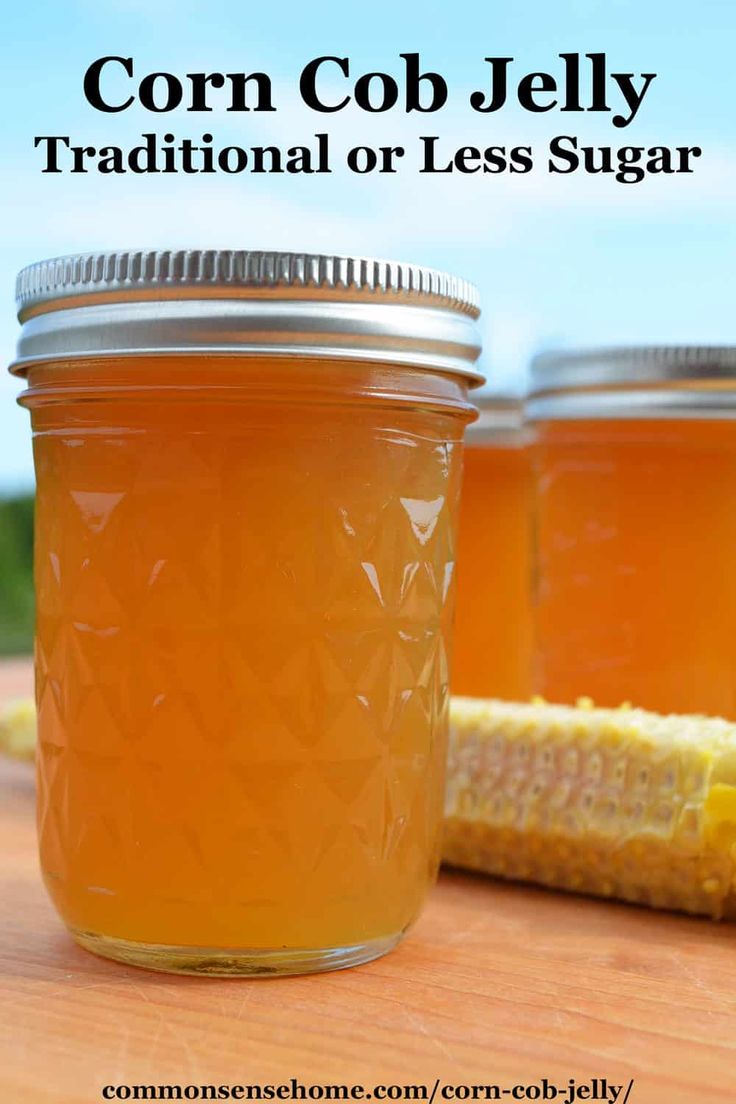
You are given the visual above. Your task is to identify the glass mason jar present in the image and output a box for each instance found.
[11,250,483,976]
[530,345,736,720]
[452,395,533,700]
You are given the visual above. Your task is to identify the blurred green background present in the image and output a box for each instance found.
[0,494,34,655]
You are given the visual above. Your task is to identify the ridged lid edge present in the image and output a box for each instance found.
[16,249,481,318]
[531,344,736,394]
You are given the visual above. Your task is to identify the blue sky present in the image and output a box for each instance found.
[1,0,735,490]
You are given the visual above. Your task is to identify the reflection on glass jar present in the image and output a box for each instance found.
[452,396,533,701]
[530,346,736,720]
[12,250,483,975]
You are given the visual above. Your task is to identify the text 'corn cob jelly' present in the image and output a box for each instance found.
[11,249,483,976]
[530,347,736,721]
[452,395,532,700]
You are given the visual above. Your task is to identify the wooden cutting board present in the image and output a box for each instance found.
[1,657,735,1104]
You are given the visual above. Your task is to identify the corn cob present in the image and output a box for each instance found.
[444,697,736,919]
[0,697,36,762]
[7,689,736,918]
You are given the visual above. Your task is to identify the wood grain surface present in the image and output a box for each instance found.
[1,658,735,1104]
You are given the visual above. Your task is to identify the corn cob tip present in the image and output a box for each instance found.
[0,697,37,763]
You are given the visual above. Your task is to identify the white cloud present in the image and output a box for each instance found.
[5,115,734,267]
[7,78,733,259]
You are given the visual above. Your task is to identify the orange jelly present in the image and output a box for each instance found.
[531,346,736,720]
[13,250,483,975]
[452,400,532,699]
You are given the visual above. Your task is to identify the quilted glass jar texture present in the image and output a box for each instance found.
[15,251,482,974]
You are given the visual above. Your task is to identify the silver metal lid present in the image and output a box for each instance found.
[12,249,483,382]
[529,345,736,420]
[465,393,527,443]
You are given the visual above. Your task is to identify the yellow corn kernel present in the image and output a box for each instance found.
[0,697,36,762]
[444,697,736,919]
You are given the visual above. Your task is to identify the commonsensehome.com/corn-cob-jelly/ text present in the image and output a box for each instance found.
[10,249,484,976]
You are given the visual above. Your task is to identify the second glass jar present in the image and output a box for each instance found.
[530,346,736,720]
[452,394,533,701]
